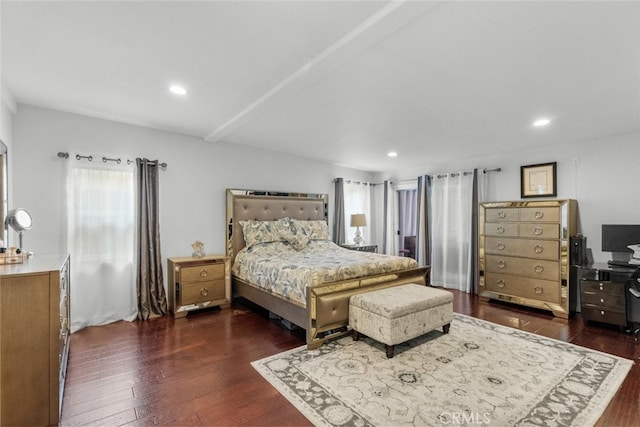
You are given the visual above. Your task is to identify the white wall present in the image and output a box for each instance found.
[376,132,640,264]
[11,104,373,265]
[1,83,16,248]
[11,104,640,269]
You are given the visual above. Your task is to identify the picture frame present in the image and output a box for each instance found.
[520,162,557,198]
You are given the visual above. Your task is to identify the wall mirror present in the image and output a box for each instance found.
[0,140,7,247]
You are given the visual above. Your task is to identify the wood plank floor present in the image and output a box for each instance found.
[60,291,640,426]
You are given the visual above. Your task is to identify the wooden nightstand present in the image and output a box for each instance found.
[340,244,378,253]
[168,255,231,318]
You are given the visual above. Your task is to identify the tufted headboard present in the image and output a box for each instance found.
[227,192,327,263]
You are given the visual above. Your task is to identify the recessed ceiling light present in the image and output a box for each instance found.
[169,85,187,95]
[533,118,551,127]
[387,151,398,158]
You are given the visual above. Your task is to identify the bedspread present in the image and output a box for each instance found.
[232,240,419,306]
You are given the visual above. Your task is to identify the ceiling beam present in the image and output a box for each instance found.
[204,0,440,143]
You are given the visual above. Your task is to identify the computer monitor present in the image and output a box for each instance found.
[602,224,640,261]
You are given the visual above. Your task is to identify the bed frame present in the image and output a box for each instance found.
[226,189,430,349]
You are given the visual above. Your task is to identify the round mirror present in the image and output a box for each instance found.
[7,208,32,232]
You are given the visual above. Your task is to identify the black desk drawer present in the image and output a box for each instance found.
[580,279,625,296]
[581,305,627,326]
[581,293,625,310]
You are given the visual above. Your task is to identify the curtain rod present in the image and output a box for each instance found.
[334,178,377,186]
[57,152,167,168]
[388,178,417,185]
[434,167,501,179]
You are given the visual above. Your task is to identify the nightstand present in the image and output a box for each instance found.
[340,244,378,253]
[168,255,231,318]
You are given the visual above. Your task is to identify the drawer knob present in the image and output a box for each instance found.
[497,226,505,234]
[600,298,604,303]
[534,286,543,295]
[497,279,505,288]
[534,210,544,219]
[200,288,209,297]
[600,310,605,316]
[533,227,543,236]
[497,260,506,269]
[534,264,544,273]
[497,242,506,251]
[533,245,543,254]
[200,269,208,278]
[599,283,604,290]
[498,211,507,219]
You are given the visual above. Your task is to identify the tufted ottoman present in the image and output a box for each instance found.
[349,283,454,358]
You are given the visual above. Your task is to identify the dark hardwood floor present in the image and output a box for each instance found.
[60,291,640,426]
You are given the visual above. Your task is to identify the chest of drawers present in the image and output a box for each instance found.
[479,200,577,318]
[580,279,627,326]
[168,255,231,318]
[0,254,70,426]
[576,264,635,327]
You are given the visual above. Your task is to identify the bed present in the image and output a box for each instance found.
[226,189,430,349]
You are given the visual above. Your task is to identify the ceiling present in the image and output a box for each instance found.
[2,1,639,172]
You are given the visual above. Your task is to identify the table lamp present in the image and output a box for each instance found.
[350,213,367,246]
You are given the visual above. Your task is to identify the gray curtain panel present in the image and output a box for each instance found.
[136,158,167,320]
[416,175,431,273]
[382,180,390,253]
[333,177,345,244]
[471,169,480,294]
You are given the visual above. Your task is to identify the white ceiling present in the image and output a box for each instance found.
[3,1,639,172]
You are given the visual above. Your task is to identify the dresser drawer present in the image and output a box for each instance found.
[581,293,625,310]
[581,306,627,326]
[484,222,518,237]
[181,263,225,283]
[485,237,559,260]
[485,208,519,223]
[181,279,226,305]
[485,273,560,304]
[519,207,560,223]
[518,223,559,239]
[580,279,625,296]
[485,255,559,281]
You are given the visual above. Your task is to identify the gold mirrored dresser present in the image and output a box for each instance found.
[479,200,577,317]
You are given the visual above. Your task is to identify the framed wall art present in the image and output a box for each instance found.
[520,162,557,198]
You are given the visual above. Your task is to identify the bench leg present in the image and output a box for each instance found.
[352,330,361,341]
[385,344,395,358]
[443,323,450,334]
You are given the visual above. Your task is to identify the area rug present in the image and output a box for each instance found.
[252,314,633,426]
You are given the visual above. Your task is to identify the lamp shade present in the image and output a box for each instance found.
[350,213,367,227]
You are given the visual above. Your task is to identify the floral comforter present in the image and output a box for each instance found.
[232,240,419,306]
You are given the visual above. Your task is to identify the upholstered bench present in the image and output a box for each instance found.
[349,283,454,358]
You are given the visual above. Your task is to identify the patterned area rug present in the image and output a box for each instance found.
[252,314,632,426]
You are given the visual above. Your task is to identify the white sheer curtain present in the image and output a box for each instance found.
[430,172,475,292]
[343,181,372,245]
[67,164,137,332]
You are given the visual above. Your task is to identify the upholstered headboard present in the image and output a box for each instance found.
[227,192,327,262]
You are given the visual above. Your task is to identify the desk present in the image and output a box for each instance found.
[575,263,637,328]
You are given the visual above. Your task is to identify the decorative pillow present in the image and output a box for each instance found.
[278,218,311,250]
[292,219,330,241]
[239,219,286,248]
